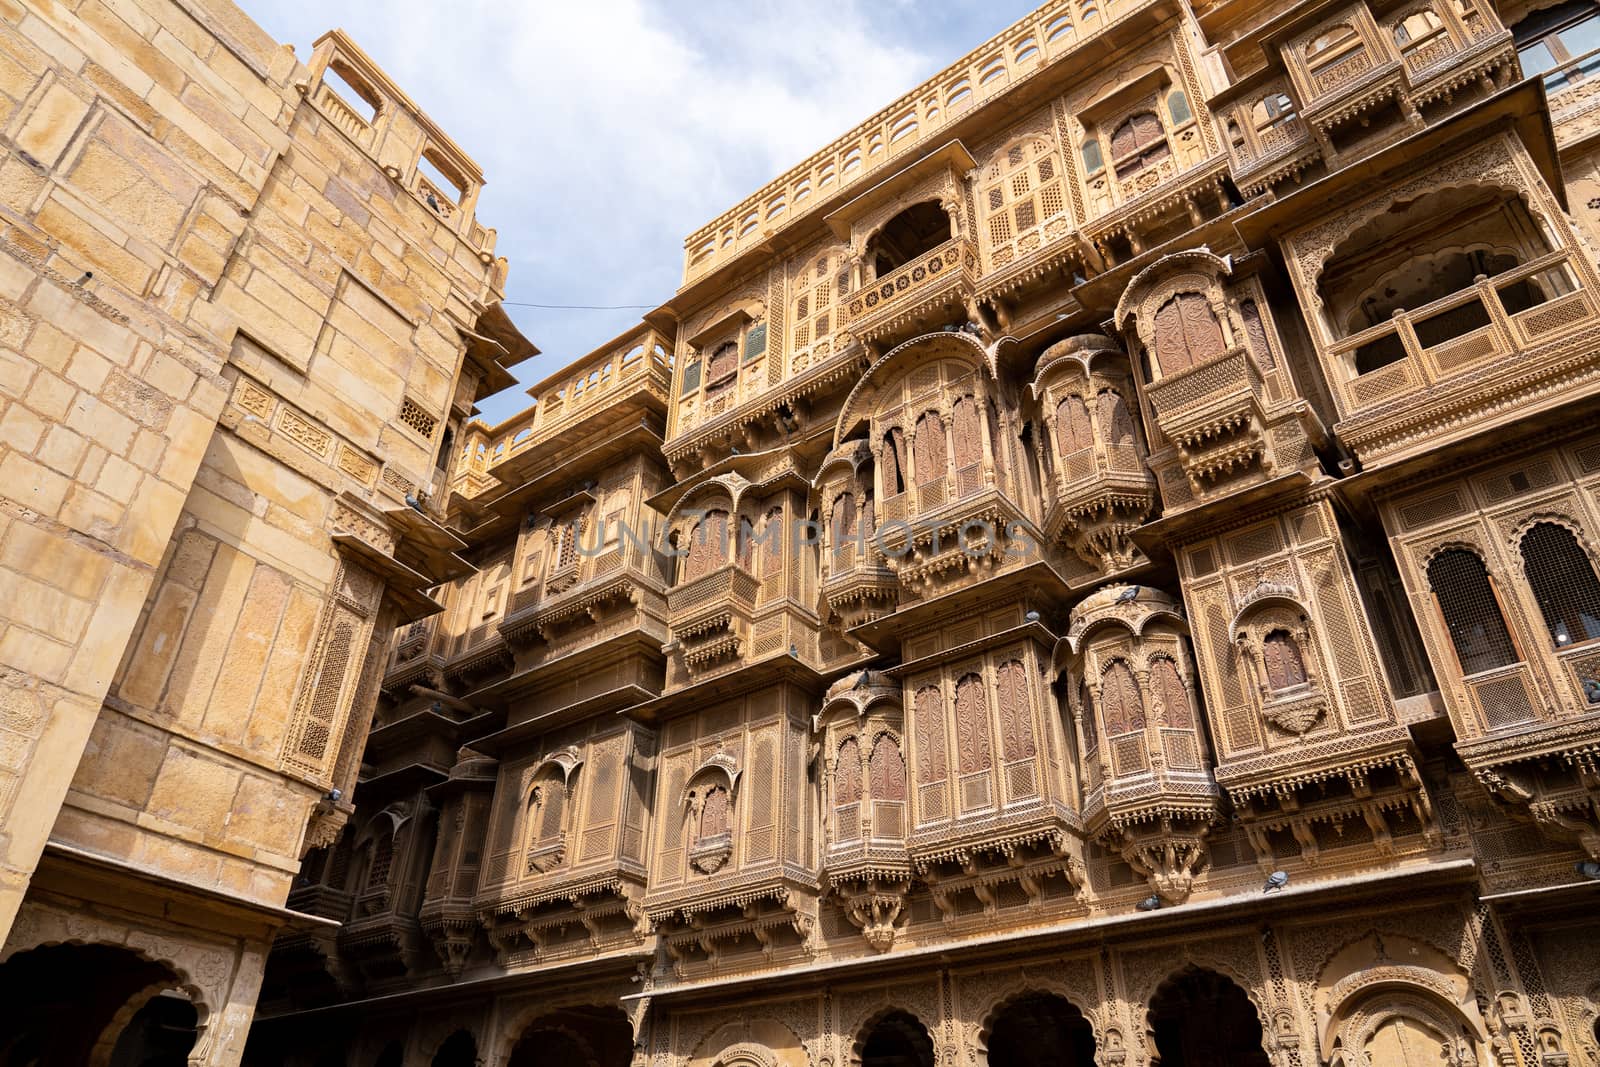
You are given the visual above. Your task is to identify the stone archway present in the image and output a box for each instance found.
[855,1010,936,1067]
[504,1006,632,1067]
[1146,966,1271,1067]
[431,1029,477,1067]
[982,992,1096,1067]
[0,942,202,1067]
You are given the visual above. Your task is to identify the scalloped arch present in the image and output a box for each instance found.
[834,331,994,446]
[1114,248,1233,331]
[972,980,1104,1054]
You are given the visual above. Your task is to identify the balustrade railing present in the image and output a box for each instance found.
[842,238,978,329]
[1326,252,1595,415]
[667,564,760,620]
[681,0,1153,285]
[469,330,672,475]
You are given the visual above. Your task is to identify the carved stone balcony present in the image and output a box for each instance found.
[1046,447,1158,572]
[667,563,760,673]
[382,617,445,694]
[1219,79,1321,197]
[841,238,979,348]
[286,883,353,923]
[1323,252,1600,464]
[822,542,898,628]
[1146,347,1271,493]
[1458,712,1600,862]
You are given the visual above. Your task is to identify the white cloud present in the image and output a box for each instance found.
[248,0,1020,422]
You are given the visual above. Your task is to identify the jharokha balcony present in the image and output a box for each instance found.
[666,562,760,673]
[841,237,979,348]
[1321,250,1600,463]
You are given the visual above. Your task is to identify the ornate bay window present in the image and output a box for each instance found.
[1384,443,1600,860]
[817,671,911,951]
[675,301,770,429]
[1076,67,1214,241]
[1114,250,1319,510]
[1030,334,1156,572]
[978,135,1071,271]
[1061,585,1220,903]
[1281,132,1600,465]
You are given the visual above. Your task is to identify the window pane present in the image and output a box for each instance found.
[1519,40,1558,75]
[1168,89,1192,125]
[1082,139,1103,173]
[1559,13,1600,58]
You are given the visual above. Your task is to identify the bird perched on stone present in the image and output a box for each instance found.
[1576,860,1600,880]
[425,191,440,212]
[1136,894,1162,911]
[1025,610,1041,622]
[1263,870,1289,893]
[1116,585,1141,603]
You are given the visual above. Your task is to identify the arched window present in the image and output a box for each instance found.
[1520,522,1600,647]
[1078,678,1098,752]
[1151,658,1193,728]
[835,736,863,807]
[833,735,863,844]
[698,784,730,840]
[954,673,994,775]
[914,411,947,485]
[759,506,782,573]
[986,397,1006,479]
[1307,22,1360,61]
[1056,395,1093,454]
[707,341,738,383]
[1101,661,1145,735]
[1109,111,1170,178]
[1152,292,1226,376]
[994,658,1037,760]
[883,427,908,495]
[683,509,729,582]
[869,733,907,801]
[915,684,948,782]
[1428,549,1519,674]
[952,396,983,471]
[365,826,395,890]
[527,769,567,850]
[1395,8,1445,44]
[1239,299,1277,369]
[1098,390,1135,446]
[832,489,857,550]
[1262,629,1309,691]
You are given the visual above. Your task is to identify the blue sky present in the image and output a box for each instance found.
[249,1,1043,424]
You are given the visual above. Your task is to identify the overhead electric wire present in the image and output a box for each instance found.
[501,300,657,310]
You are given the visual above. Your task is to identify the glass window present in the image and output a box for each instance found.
[1519,39,1558,75]
[1167,89,1191,125]
[1513,0,1600,84]
[1082,138,1104,174]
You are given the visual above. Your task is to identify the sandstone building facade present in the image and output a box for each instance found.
[0,1,533,1063]
[239,0,1600,1058]
[7,0,1600,1064]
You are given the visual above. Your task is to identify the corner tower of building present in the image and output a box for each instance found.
[0,5,532,1063]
